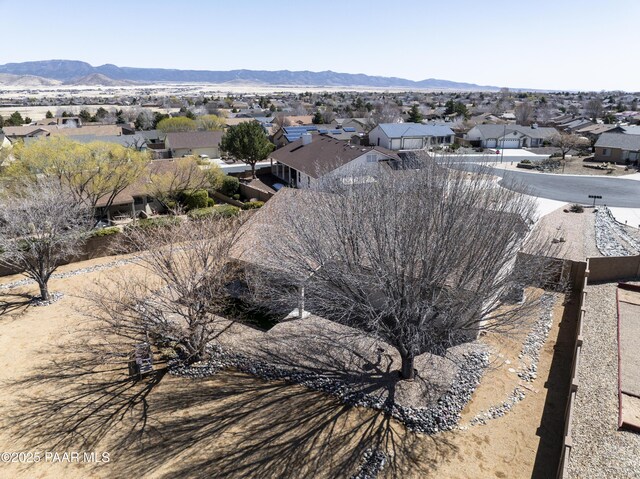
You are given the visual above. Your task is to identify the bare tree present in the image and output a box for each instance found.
[551,133,589,171]
[585,98,604,121]
[534,104,553,125]
[366,101,403,130]
[88,216,244,363]
[245,157,556,380]
[0,180,92,301]
[145,158,211,214]
[514,101,534,125]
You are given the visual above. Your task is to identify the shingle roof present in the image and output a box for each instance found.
[377,123,454,138]
[594,133,640,150]
[165,131,223,150]
[471,124,558,140]
[270,135,399,179]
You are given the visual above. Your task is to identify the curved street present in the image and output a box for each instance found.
[498,170,640,208]
[451,162,640,207]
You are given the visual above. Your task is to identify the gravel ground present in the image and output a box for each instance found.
[568,283,640,478]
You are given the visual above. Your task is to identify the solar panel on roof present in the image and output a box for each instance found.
[318,129,328,134]
[343,127,356,132]
[330,130,342,134]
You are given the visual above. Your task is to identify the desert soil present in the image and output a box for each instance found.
[0,255,572,479]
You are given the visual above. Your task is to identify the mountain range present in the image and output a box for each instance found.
[0,60,500,91]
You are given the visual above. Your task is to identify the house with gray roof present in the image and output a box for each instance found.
[594,133,640,164]
[368,123,454,150]
[165,131,224,158]
[465,124,558,149]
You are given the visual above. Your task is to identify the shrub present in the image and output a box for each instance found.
[242,201,264,210]
[129,216,183,230]
[180,189,209,211]
[188,205,240,219]
[219,176,240,197]
[90,226,120,238]
[213,205,241,217]
[569,203,584,213]
[207,197,215,207]
[232,194,241,201]
[520,159,532,164]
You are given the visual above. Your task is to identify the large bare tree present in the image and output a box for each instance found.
[0,180,92,301]
[514,101,534,125]
[551,132,590,171]
[88,216,244,363]
[245,157,556,380]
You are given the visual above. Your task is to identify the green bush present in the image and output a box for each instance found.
[215,205,240,217]
[207,197,215,207]
[241,201,264,210]
[232,194,241,201]
[180,189,209,211]
[129,216,183,230]
[90,226,120,238]
[188,205,241,219]
[570,204,584,213]
[219,176,240,197]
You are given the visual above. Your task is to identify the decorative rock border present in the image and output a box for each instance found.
[468,293,555,426]
[350,448,389,479]
[595,207,637,257]
[170,346,490,435]
[0,257,138,291]
[30,292,64,307]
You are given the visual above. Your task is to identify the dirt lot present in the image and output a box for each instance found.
[0,256,573,479]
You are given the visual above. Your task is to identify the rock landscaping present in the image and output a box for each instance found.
[350,448,389,479]
[0,257,138,291]
[30,292,64,307]
[595,207,639,256]
[170,345,490,435]
[468,293,555,426]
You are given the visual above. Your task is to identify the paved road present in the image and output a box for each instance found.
[454,163,640,207]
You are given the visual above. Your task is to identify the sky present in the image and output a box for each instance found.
[1,0,639,91]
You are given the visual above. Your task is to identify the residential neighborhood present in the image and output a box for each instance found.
[0,1,639,479]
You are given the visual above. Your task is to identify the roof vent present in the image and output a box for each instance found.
[301,132,312,145]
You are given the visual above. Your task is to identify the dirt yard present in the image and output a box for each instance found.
[0,255,574,479]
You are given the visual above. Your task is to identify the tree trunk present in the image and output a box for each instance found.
[251,163,257,179]
[400,354,415,380]
[39,282,50,301]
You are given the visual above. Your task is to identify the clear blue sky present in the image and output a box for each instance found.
[2,0,639,91]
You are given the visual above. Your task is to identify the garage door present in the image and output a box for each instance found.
[402,138,424,149]
[486,139,497,148]
[499,138,520,149]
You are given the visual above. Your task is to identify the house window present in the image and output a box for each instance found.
[134,197,144,205]
[602,148,611,156]
[366,153,377,163]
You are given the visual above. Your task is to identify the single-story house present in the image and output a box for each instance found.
[2,123,135,140]
[593,133,640,164]
[269,134,400,189]
[165,131,224,158]
[368,123,455,150]
[95,158,208,221]
[464,124,558,149]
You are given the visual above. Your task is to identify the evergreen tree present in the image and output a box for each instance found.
[220,121,274,179]
[407,104,423,123]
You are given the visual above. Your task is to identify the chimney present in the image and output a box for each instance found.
[301,132,312,145]
[531,123,538,129]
